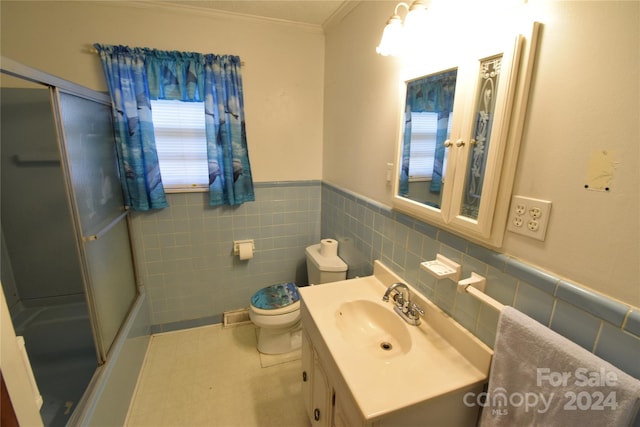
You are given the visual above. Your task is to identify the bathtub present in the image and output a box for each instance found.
[12,301,98,427]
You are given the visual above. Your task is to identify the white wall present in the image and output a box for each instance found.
[2,1,638,307]
[504,1,639,306]
[0,1,325,182]
[323,2,403,201]
[323,0,639,307]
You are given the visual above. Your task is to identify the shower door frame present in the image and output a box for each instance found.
[1,56,141,365]
[51,85,139,364]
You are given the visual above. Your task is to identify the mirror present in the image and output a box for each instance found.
[396,54,506,222]
[392,23,540,247]
[398,69,457,211]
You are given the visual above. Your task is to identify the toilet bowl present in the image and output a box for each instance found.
[249,282,301,354]
[249,241,348,354]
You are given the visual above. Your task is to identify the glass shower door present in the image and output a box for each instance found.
[1,72,98,427]
[54,89,137,361]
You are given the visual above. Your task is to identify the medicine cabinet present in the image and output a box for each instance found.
[392,23,540,248]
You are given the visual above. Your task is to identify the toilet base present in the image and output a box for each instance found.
[256,325,302,355]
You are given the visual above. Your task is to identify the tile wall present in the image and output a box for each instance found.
[127,179,639,381]
[321,182,640,380]
[129,182,321,332]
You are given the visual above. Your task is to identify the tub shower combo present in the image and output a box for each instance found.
[1,58,139,427]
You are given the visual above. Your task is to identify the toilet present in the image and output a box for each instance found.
[248,241,348,354]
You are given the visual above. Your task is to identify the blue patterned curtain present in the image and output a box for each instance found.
[94,44,254,208]
[144,49,204,101]
[203,55,254,206]
[401,70,457,195]
[94,44,168,211]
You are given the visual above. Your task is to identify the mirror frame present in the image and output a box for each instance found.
[394,64,468,226]
[392,23,542,248]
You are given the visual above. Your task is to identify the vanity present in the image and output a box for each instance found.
[299,261,492,426]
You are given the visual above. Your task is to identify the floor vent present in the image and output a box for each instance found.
[223,308,252,327]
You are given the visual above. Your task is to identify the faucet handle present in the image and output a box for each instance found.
[393,292,404,305]
[409,302,424,318]
[393,293,412,314]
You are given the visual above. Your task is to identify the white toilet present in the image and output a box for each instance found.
[249,241,348,354]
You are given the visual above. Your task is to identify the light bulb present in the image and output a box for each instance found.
[376,15,404,56]
[403,0,429,42]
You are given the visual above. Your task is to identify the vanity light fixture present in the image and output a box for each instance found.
[376,0,429,56]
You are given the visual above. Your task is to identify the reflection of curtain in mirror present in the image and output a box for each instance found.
[399,108,412,196]
[431,110,450,193]
[401,70,457,198]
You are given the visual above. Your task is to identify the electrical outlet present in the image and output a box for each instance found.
[530,207,542,218]
[507,196,552,241]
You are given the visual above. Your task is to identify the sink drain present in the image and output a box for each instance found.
[380,342,393,351]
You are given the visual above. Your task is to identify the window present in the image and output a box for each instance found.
[150,99,208,190]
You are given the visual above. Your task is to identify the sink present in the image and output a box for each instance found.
[335,300,411,355]
[299,261,493,421]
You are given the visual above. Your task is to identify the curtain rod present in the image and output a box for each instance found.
[85,46,245,66]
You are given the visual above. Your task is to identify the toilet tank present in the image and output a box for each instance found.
[305,243,348,285]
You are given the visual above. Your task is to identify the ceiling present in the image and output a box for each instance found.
[159,1,356,27]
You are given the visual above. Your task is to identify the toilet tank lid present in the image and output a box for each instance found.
[251,282,299,310]
[305,244,348,272]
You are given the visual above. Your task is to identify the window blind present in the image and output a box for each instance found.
[409,112,438,180]
[150,99,208,188]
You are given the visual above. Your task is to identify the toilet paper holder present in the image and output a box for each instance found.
[233,239,255,257]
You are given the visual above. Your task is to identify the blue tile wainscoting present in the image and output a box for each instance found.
[128,179,639,383]
[321,182,640,381]
[129,181,321,332]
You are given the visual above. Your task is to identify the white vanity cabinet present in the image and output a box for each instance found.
[392,23,540,248]
[302,325,485,427]
[302,330,369,427]
[302,330,333,427]
[300,265,492,427]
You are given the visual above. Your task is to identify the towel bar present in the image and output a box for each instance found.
[457,273,505,311]
[465,285,505,312]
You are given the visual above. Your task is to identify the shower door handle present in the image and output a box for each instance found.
[83,211,129,241]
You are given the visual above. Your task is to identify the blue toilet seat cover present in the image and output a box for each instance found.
[251,282,299,310]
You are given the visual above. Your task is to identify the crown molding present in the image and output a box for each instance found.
[123,1,326,34]
[322,1,361,32]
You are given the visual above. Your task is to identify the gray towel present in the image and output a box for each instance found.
[479,306,640,426]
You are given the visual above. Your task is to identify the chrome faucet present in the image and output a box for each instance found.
[382,282,424,326]
[382,282,410,305]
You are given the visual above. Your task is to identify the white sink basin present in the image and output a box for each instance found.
[300,261,493,421]
[335,299,411,356]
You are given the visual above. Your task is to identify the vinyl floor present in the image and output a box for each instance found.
[125,323,309,427]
